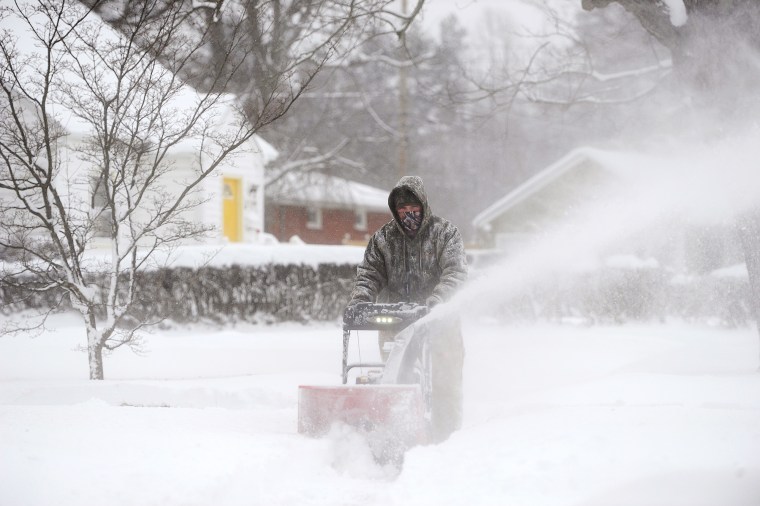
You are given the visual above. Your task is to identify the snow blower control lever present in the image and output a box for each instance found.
[341,302,428,384]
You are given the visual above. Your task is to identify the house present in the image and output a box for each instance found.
[1,8,274,248]
[67,97,274,247]
[168,129,276,245]
[472,148,617,250]
[472,147,744,274]
[16,99,274,248]
[265,172,391,245]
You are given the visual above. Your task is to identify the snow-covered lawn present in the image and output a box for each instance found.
[1,313,759,506]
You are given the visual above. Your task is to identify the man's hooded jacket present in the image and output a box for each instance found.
[349,176,468,307]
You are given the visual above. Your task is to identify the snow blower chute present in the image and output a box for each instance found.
[298,302,434,455]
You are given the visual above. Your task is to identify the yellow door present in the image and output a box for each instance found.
[222,177,242,242]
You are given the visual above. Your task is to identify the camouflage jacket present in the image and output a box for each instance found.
[349,176,468,307]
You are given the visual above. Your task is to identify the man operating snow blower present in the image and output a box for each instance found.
[347,175,468,442]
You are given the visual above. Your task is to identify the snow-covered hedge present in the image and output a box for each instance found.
[1,259,751,327]
[1,263,357,324]
[128,263,356,324]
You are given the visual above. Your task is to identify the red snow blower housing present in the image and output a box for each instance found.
[298,302,435,459]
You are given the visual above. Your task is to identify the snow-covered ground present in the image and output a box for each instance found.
[1,312,759,506]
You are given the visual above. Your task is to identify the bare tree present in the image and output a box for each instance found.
[0,0,421,379]
[443,2,671,111]
[199,0,427,179]
[258,21,440,180]
[77,0,426,136]
[89,0,429,223]
[0,0,255,379]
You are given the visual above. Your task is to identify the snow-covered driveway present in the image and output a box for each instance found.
[1,315,759,506]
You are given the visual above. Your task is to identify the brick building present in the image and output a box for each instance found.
[266,172,391,245]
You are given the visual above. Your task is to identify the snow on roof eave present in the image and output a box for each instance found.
[251,135,279,165]
[283,185,388,211]
[472,147,609,230]
[346,179,389,211]
[276,196,388,212]
[156,95,279,160]
[268,173,388,212]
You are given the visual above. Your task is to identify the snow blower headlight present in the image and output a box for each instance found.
[373,315,401,325]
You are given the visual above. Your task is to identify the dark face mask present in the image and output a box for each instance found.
[399,210,423,236]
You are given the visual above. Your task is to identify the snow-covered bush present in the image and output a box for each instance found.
[131,263,356,324]
[1,263,356,324]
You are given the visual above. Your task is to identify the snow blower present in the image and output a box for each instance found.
[298,302,433,461]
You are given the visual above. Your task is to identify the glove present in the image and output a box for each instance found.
[425,296,441,309]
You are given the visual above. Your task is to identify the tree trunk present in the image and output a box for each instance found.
[88,342,105,380]
[84,312,105,380]
[738,210,760,368]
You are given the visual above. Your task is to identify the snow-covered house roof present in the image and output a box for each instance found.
[6,2,275,161]
[267,172,389,212]
[168,93,278,163]
[472,147,623,233]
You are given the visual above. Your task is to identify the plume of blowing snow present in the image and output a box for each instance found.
[450,128,760,314]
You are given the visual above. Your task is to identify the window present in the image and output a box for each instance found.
[306,206,322,230]
[354,209,367,231]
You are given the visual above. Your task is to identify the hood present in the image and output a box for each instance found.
[388,175,432,236]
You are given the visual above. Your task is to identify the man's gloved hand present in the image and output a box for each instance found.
[426,296,441,309]
[343,304,356,322]
[343,301,371,324]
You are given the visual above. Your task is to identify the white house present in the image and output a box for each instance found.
[151,120,277,245]
[55,101,276,248]
[1,5,274,249]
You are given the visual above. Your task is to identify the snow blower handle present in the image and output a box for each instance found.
[343,302,429,332]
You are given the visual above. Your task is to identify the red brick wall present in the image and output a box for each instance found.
[266,204,391,245]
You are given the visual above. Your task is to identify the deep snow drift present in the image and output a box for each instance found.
[1,313,759,506]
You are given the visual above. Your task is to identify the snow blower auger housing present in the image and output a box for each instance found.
[297,303,431,455]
